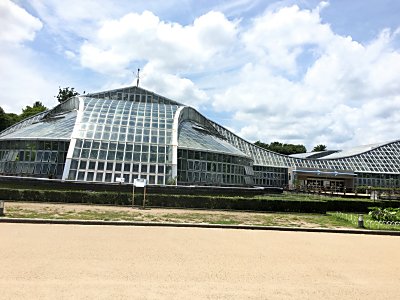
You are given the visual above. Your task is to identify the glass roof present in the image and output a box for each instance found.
[0,110,76,141]
[87,86,183,106]
[0,111,48,138]
[319,140,398,159]
[178,121,249,157]
[73,97,178,143]
[208,119,400,174]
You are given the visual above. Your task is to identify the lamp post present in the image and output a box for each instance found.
[0,200,4,216]
[358,214,364,228]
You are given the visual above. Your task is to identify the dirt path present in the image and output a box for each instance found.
[0,223,399,299]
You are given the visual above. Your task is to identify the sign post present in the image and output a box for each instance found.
[132,182,135,209]
[115,177,125,201]
[133,178,147,209]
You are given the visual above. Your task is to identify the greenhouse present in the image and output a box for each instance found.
[0,85,399,189]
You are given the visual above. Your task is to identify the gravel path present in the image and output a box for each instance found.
[1,223,399,299]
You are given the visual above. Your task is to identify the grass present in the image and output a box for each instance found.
[5,206,143,222]
[330,212,400,231]
[3,201,400,231]
[1,202,355,229]
[255,192,373,202]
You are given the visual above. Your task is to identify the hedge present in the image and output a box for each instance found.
[147,194,327,213]
[326,199,400,213]
[1,188,399,214]
[0,189,129,205]
[0,188,324,213]
[0,176,282,196]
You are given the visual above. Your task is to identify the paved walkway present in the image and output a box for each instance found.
[1,223,399,299]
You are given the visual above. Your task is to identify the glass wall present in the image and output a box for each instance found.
[177,148,253,185]
[65,97,178,184]
[253,165,288,187]
[356,173,400,187]
[0,140,69,179]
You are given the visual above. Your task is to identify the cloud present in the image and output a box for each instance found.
[79,3,400,149]
[78,9,236,108]
[140,63,209,108]
[0,1,57,113]
[26,0,136,58]
[28,0,119,37]
[0,0,42,43]
[241,4,333,74]
[0,47,57,113]
[79,10,238,74]
[213,4,400,149]
[10,0,398,151]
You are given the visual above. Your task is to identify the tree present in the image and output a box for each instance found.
[254,141,269,150]
[6,113,19,126]
[0,107,19,132]
[19,101,47,121]
[255,141,307,155]
[312,144,327,152]
[56,87,79,103]
[0,107,10,132]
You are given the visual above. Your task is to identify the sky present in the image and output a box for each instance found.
[1,0,400,151]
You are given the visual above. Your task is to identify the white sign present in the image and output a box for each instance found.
[134,178,147,187]
[115,177,125,183]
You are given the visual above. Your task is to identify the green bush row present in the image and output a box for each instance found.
[0,188,325,213]
[148,194,327,213]
[1,188,399,213]
[356,185,400,193]
[325,200,400,213]
[0,188,130,205]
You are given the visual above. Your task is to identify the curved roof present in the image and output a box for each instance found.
[319,140,399,159]
[87,86,183,106]
[178,121,249,157]
[290,150,340,159]
[0,111,48,138]
[0,110,77,141]
[0,97,80,141]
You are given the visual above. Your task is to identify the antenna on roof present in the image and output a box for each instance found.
[136,68,140,87]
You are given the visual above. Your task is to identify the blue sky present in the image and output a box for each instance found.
[2,0,400,150]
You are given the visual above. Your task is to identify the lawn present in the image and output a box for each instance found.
[4,201,398,230]
[2,188,399,231]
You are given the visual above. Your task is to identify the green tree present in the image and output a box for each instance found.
[19,101,47,121]
[0,107,19,132]
[7,113,19,125]
[56,87,79,103]
[312,144,327,152]
[254,141,269,149]
[0,107,10,132]
[254,141,306,155]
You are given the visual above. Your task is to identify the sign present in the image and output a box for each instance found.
[134,178,147,187]
[115,177,125,183]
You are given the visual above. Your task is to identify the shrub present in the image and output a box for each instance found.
[368,207,400,222]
